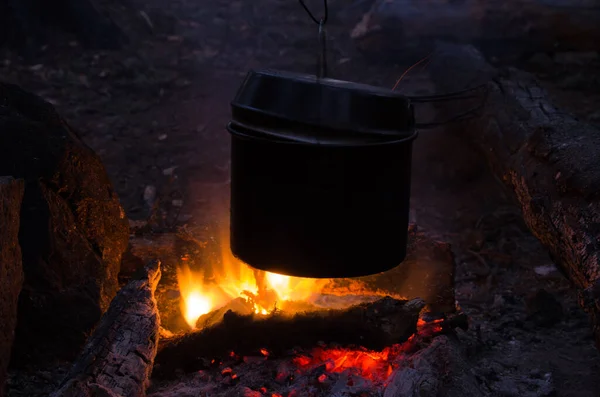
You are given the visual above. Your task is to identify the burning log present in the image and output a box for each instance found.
[153,297,426,378]
[129,224,456,332]
[51,260,162,397]
[0,177,24,397]
[428,42,600,346]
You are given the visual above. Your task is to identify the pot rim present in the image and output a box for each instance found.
[227,122,419,148]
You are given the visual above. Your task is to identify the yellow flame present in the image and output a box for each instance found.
[184,291,211,325]
[176,230,330,329]
[265,271,328,302]
[176,266,215,328]
[266,272,290,297]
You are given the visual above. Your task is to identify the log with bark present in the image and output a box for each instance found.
[51,260,162,397]
[153,297,426,379]
[427,42,600,345]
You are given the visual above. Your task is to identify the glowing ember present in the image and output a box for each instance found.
[293,343,412,382]
[417,318,444,335]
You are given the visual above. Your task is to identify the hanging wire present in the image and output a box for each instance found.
[413,84,491,129]
[299,0,328,25]
[317,19,327,78]
[410,83,489,103]
[297,0,487,127]
[299,0,329,78]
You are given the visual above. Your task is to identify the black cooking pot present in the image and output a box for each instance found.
[227,69,418,278]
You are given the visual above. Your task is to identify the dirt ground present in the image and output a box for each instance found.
[2,0,600,396]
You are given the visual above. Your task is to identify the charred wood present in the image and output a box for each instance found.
[428,42,600,346]
[153,297,426,379]
[51,260,162,397]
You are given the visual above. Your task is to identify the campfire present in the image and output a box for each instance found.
[36,217,461,397]
[115,224,461,397]
[4,0,600,394]
[153,250,455,397]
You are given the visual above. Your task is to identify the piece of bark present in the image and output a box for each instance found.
[428,42,600,345]
[51,260,162,397]
[0,82,130,363]
[153,297,425,378]
[352,0,600,62]
[0,177,24,397]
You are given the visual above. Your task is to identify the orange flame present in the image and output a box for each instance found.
[176,240,329,328]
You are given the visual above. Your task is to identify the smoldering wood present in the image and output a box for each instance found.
[0,177,24,397]
[153,297,426,379]
[51,260,162,397]
[352,0,600,62]
[428,42,600,346]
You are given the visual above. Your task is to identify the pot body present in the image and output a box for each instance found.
[229,123,417,278]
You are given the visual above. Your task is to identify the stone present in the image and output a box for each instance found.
[0,177,24,397]
[0,82,130,364]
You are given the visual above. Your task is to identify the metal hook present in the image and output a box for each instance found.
[317,19,327,78]
[298,0,328,25]
[298,0,329,78]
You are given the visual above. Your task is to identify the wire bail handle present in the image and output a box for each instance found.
[299,0,329,78]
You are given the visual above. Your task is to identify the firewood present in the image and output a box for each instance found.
[51,260,162,397]
[153,297,426,379]
[428,42,600,346]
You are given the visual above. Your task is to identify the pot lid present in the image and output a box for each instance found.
[230,69,416,143]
